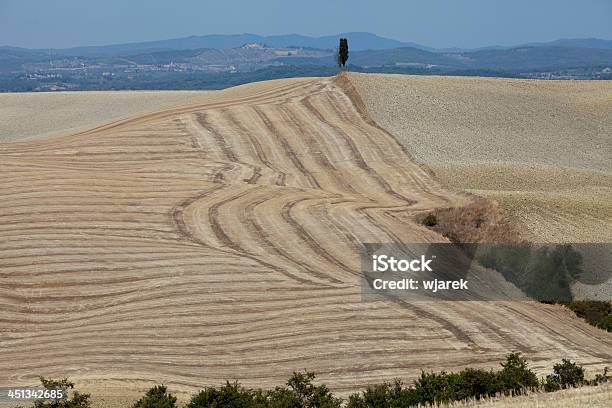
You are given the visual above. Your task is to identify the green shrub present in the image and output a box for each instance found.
[496,353,539,396]
[553,359,585,389]
[543,359,586,391]
[346,383,388,408]
[346,380,419,408]
[422,214,438,227]
[596,314,612,331]
[272,371,342,408]
[186,371,340,408]
[346,356,534,407]
[412,371,454,404]
[542,374,562,392]
[265,387,301,407]
[450,368,499,401]
[132,385,177,408]
[33,378,90,408]
[186,381,265,408]
[589,367,611,386]
[410,368,500,404]
[117,356,607,408]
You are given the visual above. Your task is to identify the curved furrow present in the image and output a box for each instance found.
[1,75,610,396]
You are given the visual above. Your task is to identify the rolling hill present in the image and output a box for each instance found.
[30,32,430,57]
[349,73,612,242]
[1,74,610,402]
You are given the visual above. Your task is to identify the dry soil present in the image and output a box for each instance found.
[0,75,610,401]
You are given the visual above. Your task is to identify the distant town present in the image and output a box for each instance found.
[2,33,611,91]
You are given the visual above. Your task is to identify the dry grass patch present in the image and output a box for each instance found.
[420,198,522,244]
[439,383,612,408]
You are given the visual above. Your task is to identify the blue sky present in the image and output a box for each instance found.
[1,0,611,49]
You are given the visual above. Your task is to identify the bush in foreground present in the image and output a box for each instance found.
[543,359,585,392]
[496,352,539,395]
[132,385,177,408]
[347,353,538,407]
[185,381,262,408]
[346,380,419,408]
[32,377,90,408]
[31,354,610,408]
[185,371,341,408]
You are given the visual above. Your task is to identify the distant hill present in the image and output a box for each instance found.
[349,46,612,71]
[121,46,329,67]
[0,46,50,71]
[11,34,611,59]
[349,48,461,67]
[54,44,612,72]
[461,46,612,70]
[525,38,612,50]
[4,33,612,58]
[2,34,612,92]
[445,38,612,53]
[38,32,432,57]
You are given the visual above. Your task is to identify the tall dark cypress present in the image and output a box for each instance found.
[338,38,349,68]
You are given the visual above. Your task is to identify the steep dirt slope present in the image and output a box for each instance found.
[1,76,610,398]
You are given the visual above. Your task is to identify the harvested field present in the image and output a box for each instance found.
[0,90,214,142]
[349,73,612,244]
[0,75,610,400]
